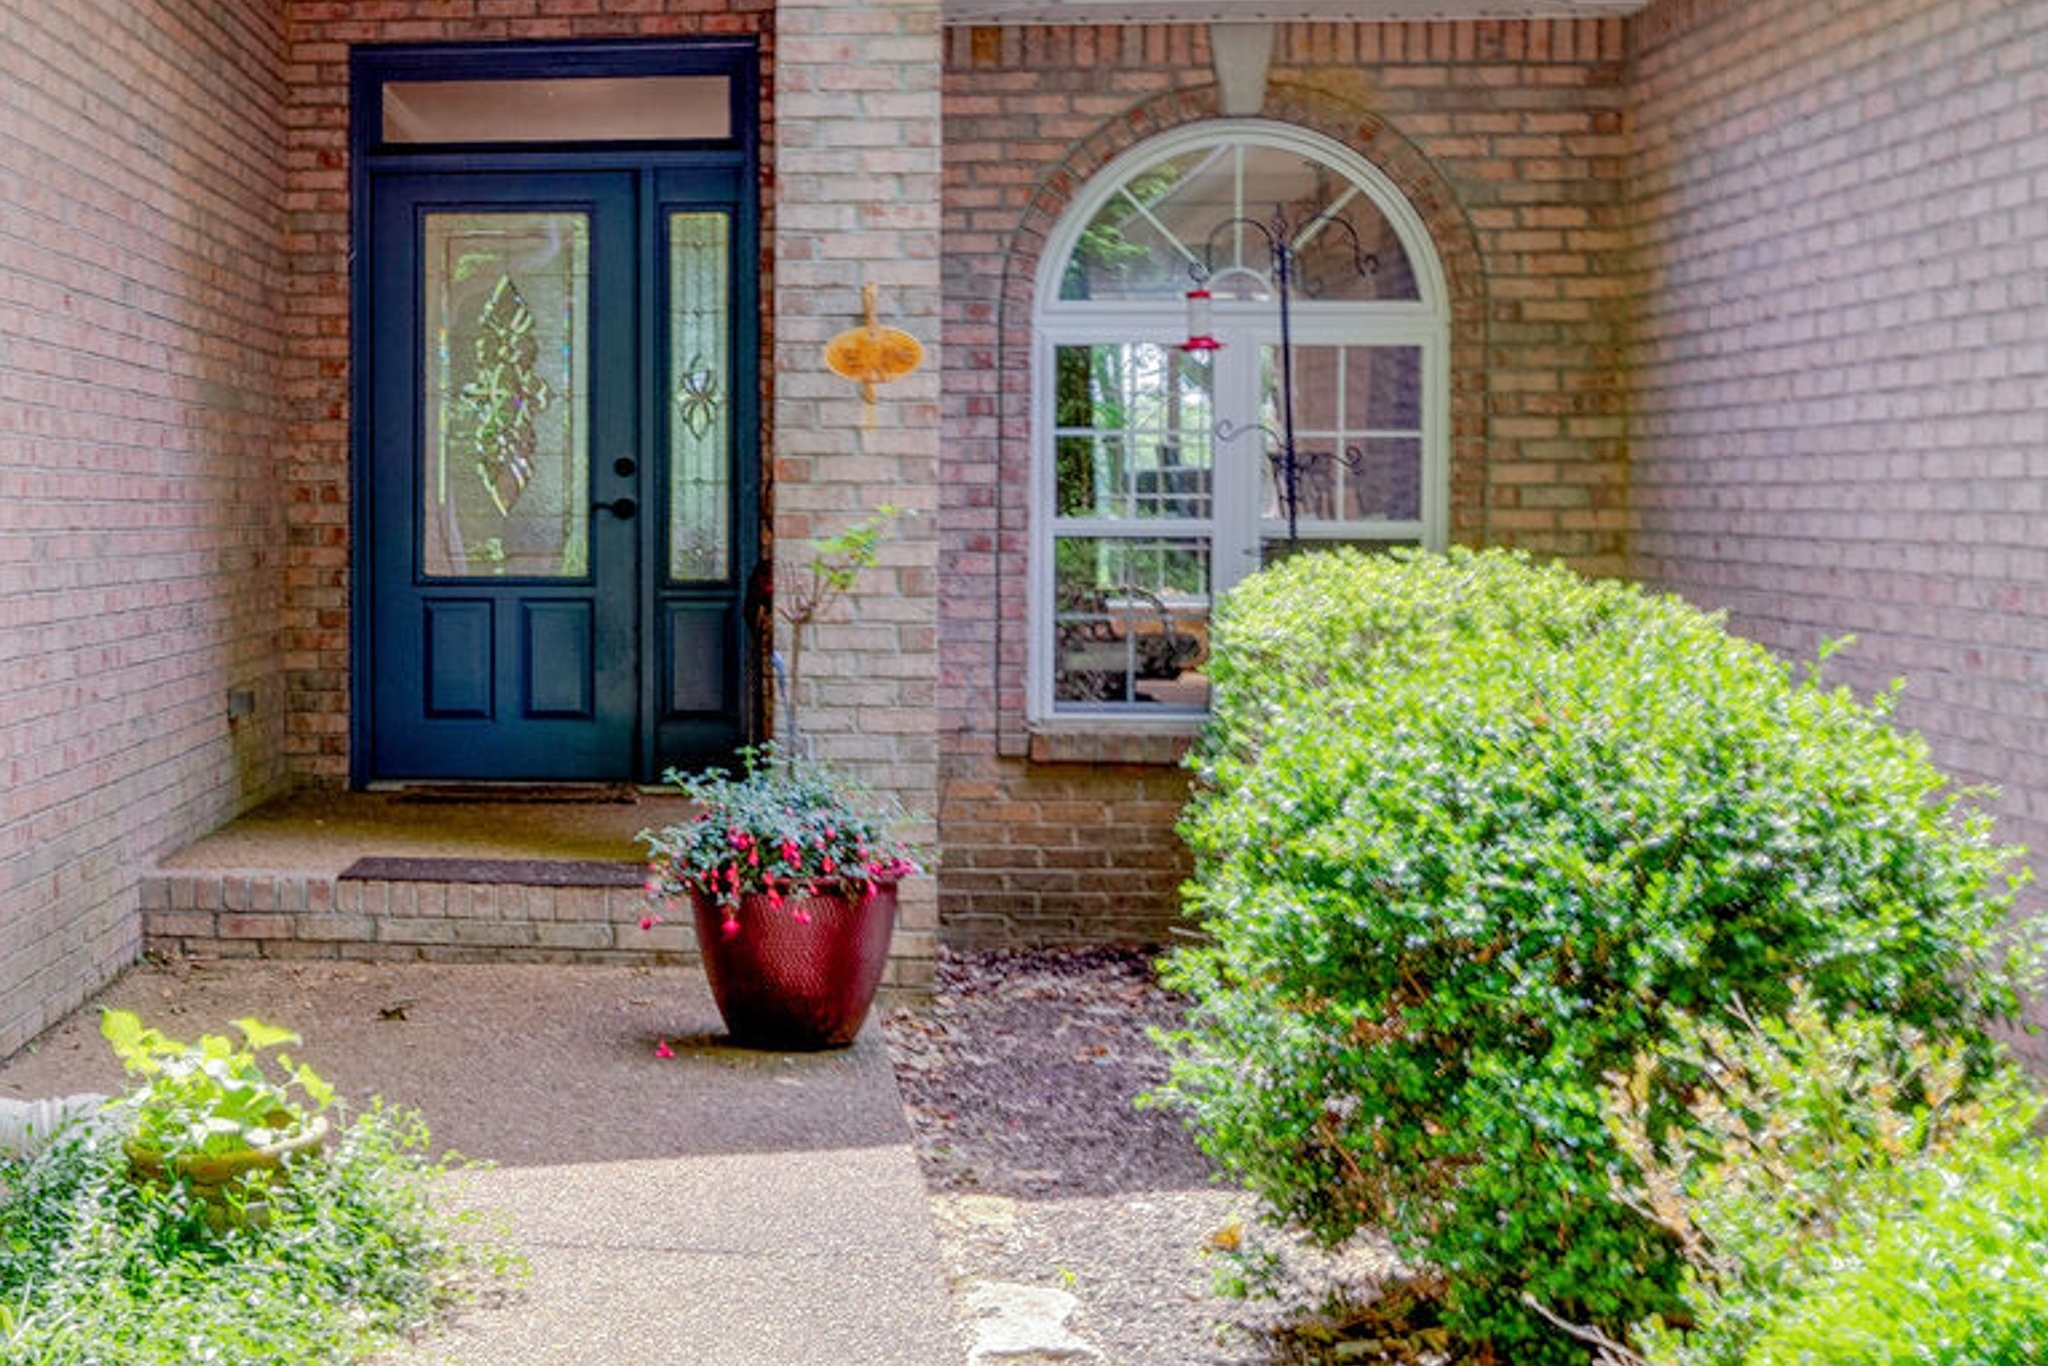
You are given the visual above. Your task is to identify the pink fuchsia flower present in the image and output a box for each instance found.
[721,915,741,939]
[638,915,660,932]
[655,1040,674,1059]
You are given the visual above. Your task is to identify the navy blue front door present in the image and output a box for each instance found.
[363,166,755,781]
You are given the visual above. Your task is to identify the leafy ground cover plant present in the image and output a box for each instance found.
[1604,995,2048,1366]
[1153,546,2035,1360]
[102,1009,333,1164]
[0,1017,519,1366]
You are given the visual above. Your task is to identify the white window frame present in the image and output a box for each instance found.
[1028,120,1451,729]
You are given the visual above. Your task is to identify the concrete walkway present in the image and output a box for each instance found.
[0,960,964,1365]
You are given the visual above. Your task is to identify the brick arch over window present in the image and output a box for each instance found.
[979,93,1486,756]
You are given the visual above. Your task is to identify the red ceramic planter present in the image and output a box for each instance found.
[690,882,899,1049]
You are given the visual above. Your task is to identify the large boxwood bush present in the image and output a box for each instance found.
[1154,547,2034,1359]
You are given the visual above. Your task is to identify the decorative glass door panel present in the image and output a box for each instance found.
[668,211,731,582]
[422,212,591,579]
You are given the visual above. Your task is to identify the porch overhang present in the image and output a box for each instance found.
[944,0,1649,24]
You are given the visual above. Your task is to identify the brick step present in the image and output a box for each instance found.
[141,868,699,966]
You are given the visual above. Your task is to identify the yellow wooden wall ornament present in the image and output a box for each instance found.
[824,283,924,408]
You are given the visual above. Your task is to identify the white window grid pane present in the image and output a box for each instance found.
[1262,344,1426,526]
[1051,534,1211,713]
[1052,343,1216,521]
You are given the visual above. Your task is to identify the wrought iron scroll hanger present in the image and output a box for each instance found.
[1185,205,1379,550]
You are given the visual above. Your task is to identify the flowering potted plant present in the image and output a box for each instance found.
[640,508,924,1049]
[641,748,921,1048]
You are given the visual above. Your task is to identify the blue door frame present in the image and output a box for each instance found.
[350,41,761,784]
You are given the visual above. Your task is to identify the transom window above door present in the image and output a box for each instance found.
[1029,121,1450,724]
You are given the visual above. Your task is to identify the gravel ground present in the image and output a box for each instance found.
[882,947,1449,1366]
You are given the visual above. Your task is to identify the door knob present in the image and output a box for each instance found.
[595,497,638,520]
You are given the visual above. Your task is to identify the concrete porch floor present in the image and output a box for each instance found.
[0,959,963,1364]
[159,788,701,878]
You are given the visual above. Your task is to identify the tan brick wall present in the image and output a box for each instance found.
[0,0,291,1055]
[938,19,1633,944]
[1627,0,2048,912]
[143,868,699,965]
[773,0,944,987]
[11,0,2037,1013]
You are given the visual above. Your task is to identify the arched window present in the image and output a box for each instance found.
[1029,120,1449,722]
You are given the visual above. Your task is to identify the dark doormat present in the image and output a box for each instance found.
[390,785,640,805]
[337,857,645,888]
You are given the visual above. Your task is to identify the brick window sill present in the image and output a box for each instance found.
[1025,724,1198,767]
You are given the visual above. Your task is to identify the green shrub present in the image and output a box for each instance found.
[1154,547,2034,1359]
[1612,996,2048,1366]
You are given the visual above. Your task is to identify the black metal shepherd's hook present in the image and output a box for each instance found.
[1187,205,1378,550]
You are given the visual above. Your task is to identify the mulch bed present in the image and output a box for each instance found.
[883,946,1496,1365]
